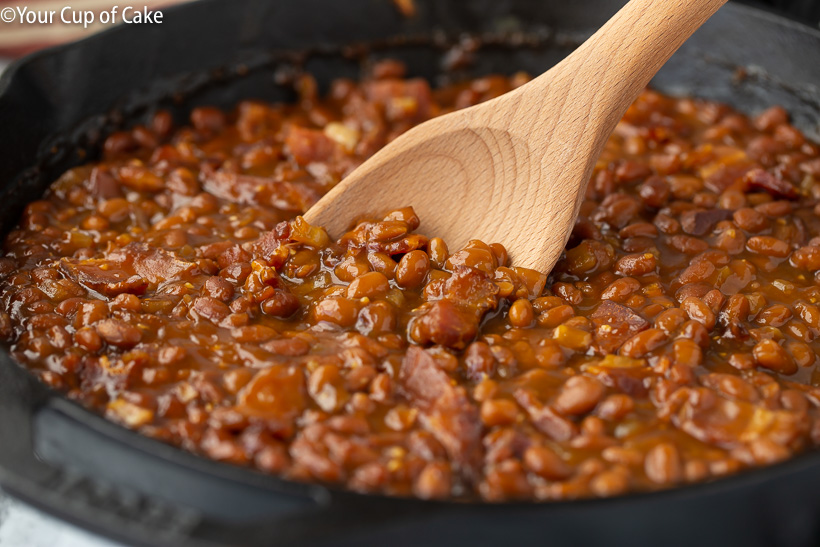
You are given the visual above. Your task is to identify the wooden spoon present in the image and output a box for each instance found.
[304,0,727,272]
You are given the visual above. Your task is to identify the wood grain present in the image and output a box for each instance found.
[304,0,727,272]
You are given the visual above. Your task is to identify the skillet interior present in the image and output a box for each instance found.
[1,0,820,545]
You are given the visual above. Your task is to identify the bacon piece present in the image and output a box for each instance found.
[591,300,649,354]
[513,388,578,442]
[285,126,336,165]
[237,365,307,437]
[409,300,479,349]
[60,259,148,297]
[202,169,321,212]
[364,78,433,121]
[680,209,733,236]
[86,167,123,200]
[744,168,797,199]
[108,243,197,284]
[400,346,482,480]
[409,267,499,349]
[671,391,806,449]
[246,222,291,268]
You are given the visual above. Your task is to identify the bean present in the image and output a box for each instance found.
[95,319,142,348]
[414,462,452,500]
[356,301,396,335]
[728,353,755,371]
[554,376,605,416]
[678,320,710,347]
[718,189,746,210]
[231,325,277,343]
[192,296,231,323]
[347,271,390,299]
[786,340,815,368]
[645,443,682,485]
[313,298,360,327]
[747,236,790,258]
[754,105,788,131]
[490,243,509,267]
[428,237,448,268]
[620,328,667,358]
[309,364,349,412]
[602,446,643,466]
[614,253,657,276]
[669,235,709,255]
[481,399,519,427]
[395,250,430,289]
[677,261,715,285]
[534,339,565,368]
[791,246,820,271]
[597,394,635,421]
[508,299,535,328]
[523,445,572,480]
[681,297,716,330]
[537,304,574,328]
[601,277,641,302]
[732,208,768,232]
[204,276,234,301]
[191,106,226,133]
[335,258,370,282]
[640,177,671,208]
[74,327,103,352]
[749,439,790,464]
[590,468,629,497]
[756,305,792,327]
[367,252,398,279]
[752,339,796,375]
[654,308,687,334]
[714,225,746,255]
[260,290,300,318]
[672,339,703,367]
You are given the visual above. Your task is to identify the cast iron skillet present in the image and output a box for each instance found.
[1,1,820,545]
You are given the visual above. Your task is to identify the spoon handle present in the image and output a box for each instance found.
[561,0,727,117]
[522,0,727,150]
[488,0,727,271]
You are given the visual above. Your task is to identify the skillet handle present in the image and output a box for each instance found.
[0,359,406,546]
[0,360,206,545]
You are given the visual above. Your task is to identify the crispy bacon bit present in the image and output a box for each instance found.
[591,300,649,354]
[86,167,123,200]
[108,243,197,284]
[400,346,482,480]
[364,79,432,121]
[202,169,321,212]
[513,388,578,442]
[409,300,478,349]
[285,126,337,166]
[680,209,734,236]
[744,168,798,199]
[60,259,148,297]
[671,390,807,449]
[409,266,499,349]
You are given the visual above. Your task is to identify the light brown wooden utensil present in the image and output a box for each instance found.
[304,0,727,272]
